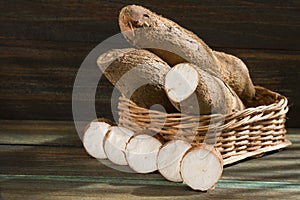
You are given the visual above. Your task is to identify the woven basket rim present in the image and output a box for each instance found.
[118,86,288,120]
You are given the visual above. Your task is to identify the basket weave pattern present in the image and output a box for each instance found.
[118,86,289,162]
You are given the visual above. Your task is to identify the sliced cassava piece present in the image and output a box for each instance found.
[157,140,191,182]
[119,5,255,102]
[97,48,177,113]
[164,63,245,114]
[180,144,223,191]
[83,118,113,159]
[125,131,163,173]
[103,126,134,165]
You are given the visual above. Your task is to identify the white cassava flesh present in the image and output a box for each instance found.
[165,63,245,115]
[157,140,191,182]
[125,134,163,173]
[83,120,112,159]
[180,145,223,191]
[104,126,134,165]
[164,64,199,103]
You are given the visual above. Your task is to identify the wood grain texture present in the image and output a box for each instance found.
[0,120,82,147]
[0,0,299,49]
[0,120,299,199]
[0,1,299,127]
[1,178,299,200]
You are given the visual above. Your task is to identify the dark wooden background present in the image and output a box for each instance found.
[1,0,299,127]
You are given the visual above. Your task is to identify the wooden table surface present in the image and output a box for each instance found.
[0,120,299,199]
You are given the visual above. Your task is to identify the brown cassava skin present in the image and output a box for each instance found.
[213,51,255,106]
[119,5,255,103]
[97,48,177,113]
[165,63,245,115]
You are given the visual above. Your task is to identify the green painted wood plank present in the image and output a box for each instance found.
[1,174,299,191]
[1,177,299,200]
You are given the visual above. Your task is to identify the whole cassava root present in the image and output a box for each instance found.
[164,63,245,114]
[119,5,255,103]
[97,48,177,113]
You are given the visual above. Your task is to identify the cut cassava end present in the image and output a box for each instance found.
[164,63,245,114]
[103,126,134,165]
[83,118,113,159]
[157,140,192,182]
[165,64,199,103]
[180,144,223,191]
[119,5,255,101]
[125,132,163,173]
[97,48,177,113]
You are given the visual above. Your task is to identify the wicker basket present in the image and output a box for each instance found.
[118,86,291,165]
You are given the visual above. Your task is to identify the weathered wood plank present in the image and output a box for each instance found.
[0,0,299,50]
[0,142,298,181]
[0,120,82,147]
[0,177,299,200]
[0,131,299,199]
[1,179,299,200]
[0,120,299,198]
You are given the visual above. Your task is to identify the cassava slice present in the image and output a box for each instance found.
[180,144,223,191]
[157,140,191,182]
[164,63,245,114]
[125,132,163,173]
[83,118,113,159]
[119,5,255,102]
[103,126,134,165]
[97,48,177,113]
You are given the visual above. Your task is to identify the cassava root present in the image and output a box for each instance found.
[119,4,255,103]
[97,48,177,113]
[164,63,245,114]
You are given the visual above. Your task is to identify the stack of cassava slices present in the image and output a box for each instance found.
[82,5,291,191]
